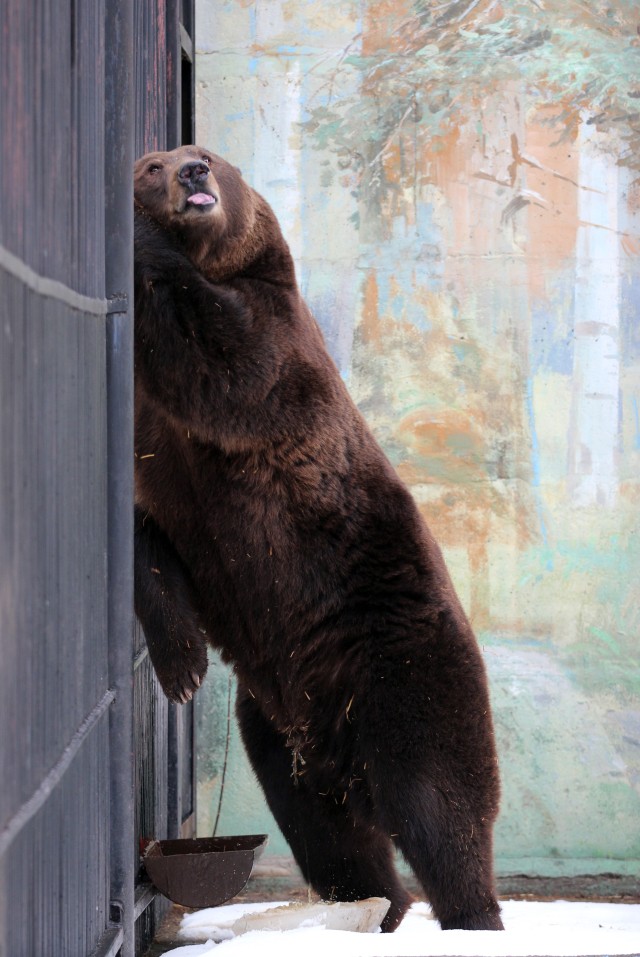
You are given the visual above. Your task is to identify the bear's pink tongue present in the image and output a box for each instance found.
[187,193,216,206]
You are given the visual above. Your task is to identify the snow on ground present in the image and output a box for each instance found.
[163,899,640,956]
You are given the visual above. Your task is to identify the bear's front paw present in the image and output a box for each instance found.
[150,635,209,705]
[134,211,192,282]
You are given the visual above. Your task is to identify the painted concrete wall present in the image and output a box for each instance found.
[194,0,640,877]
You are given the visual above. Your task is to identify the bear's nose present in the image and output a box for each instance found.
[178,161,210,186]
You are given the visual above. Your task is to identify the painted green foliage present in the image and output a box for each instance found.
[302,0,640,206]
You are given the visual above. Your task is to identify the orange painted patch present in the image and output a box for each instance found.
[360,269,381,346]
[523,104,581,297]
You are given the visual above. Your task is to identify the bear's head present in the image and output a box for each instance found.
[134,145,290,282]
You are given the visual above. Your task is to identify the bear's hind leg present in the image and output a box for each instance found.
[236,688,412,931]
[370,757,503,931]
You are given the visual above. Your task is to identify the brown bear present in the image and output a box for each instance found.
[133,144,504,933]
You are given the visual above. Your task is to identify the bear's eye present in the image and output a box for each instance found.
[201,156,211,166]
[148,163,162,174]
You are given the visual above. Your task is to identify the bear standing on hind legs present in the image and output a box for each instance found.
[133,144,504,933]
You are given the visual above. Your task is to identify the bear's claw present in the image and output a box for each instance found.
[151,640,209,705]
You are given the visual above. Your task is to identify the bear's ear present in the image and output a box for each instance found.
[234,166,243,176]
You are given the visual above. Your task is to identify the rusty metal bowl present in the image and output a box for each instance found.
[143,834,268,908]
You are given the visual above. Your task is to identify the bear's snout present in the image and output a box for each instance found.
[178,161,210,189]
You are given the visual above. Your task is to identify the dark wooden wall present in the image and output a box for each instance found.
[0,2,195,955]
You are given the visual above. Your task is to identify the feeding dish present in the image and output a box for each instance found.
[143,834,268,908]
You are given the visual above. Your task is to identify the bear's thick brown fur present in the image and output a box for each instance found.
[133,144,503,933]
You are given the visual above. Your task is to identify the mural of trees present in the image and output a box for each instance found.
[302,0,640,208]
[196,0,640,870]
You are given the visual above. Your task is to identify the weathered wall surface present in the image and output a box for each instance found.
[195,0,640,876]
